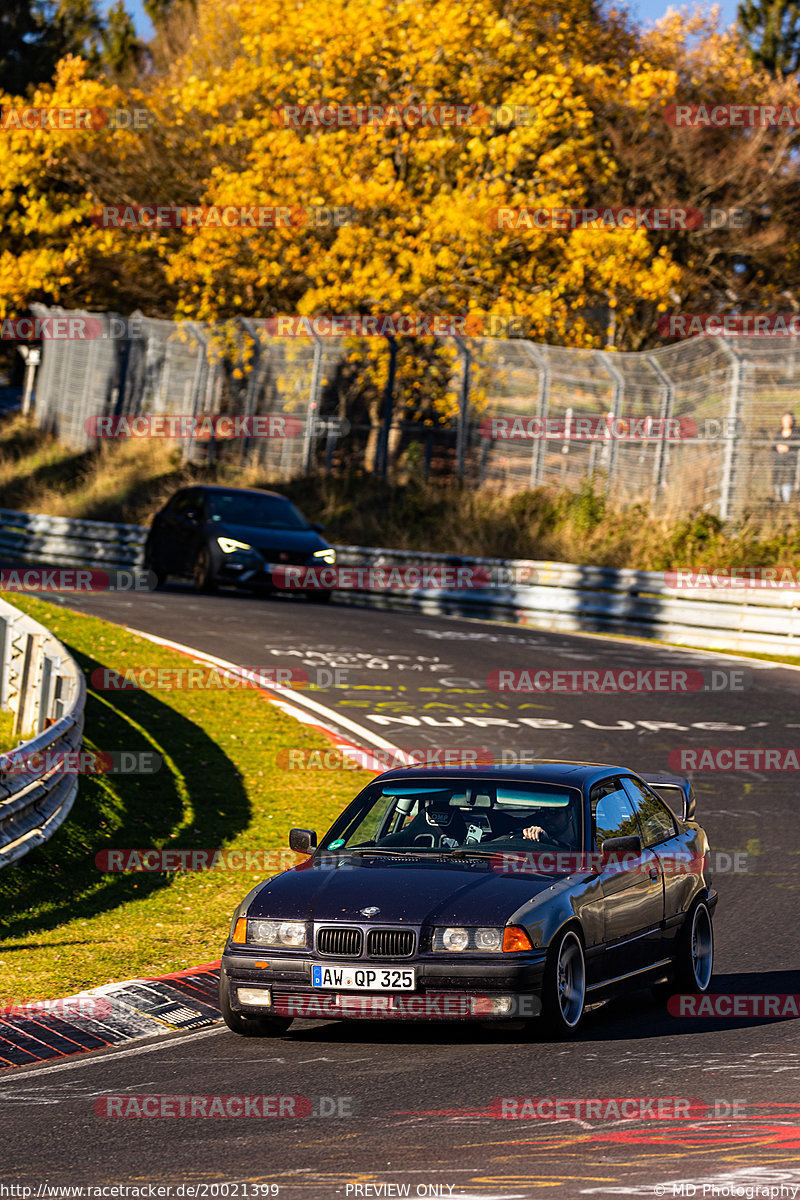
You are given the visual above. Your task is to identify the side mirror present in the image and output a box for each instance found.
[601,835,642,855]
[311,523,324,533]
[289,828,317,854]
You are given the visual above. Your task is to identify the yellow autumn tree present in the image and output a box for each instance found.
[1,0,798,356]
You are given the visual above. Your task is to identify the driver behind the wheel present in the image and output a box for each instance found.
[517,805,573,846]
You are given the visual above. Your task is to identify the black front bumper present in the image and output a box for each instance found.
[221,950,547,1022]
[216,556,326,593]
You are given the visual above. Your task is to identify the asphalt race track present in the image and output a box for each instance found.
[3,585,800,1199]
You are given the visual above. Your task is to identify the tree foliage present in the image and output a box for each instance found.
[0,0,798,357]
[738,0,800,75]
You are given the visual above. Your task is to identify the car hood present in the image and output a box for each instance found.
[246,856,557,927]
[208,521,328,554]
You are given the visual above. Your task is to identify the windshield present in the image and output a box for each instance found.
[206,490,311,530]
[320,777,583,854]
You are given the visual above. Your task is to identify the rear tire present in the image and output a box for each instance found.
[675,900,714,993]
[541,928,586,1037]
[219,973,292,1038]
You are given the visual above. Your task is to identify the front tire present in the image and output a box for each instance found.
[541,928,586,1036]
[193,545,217,593]
[219,973,292,1038]
[675,900,714,992]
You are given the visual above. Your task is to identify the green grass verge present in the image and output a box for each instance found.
[0,593,370,1002]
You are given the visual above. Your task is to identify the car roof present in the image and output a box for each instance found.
[187,485,288,500]
[373,761,637,790]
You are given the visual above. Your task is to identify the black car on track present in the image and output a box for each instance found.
[144,484,336,599]
[219,761,717,1038]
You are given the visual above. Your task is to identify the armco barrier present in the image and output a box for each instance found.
[0,508,145,570]
[0,596,85,867]
[0,508,799,656]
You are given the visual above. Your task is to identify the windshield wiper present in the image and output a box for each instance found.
[345,846,446,857]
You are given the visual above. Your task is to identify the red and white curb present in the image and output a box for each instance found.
[0,961,221,1069]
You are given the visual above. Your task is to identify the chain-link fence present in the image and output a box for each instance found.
[26,304,800,521]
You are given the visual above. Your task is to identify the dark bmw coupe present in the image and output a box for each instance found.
[144,484,335,599]
[220,762,717,1038]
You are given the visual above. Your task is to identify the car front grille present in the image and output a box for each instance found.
[366,929,416,958]
[317,927,363,957]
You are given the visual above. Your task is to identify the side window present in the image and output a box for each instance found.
[622,776,677,847]
[164,491,185,514]
[176,489,203,518]
[591,780,639,848]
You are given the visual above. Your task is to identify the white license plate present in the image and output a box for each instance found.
[311,964,415,991]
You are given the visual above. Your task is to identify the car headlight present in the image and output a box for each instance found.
[247,918,307,948]
[312,548,336,564]
[433,926,505,952]
[217,537,254,554]
[474,927,503,952]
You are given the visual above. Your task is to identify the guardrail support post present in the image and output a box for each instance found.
[718,339,743,522]
[523,344,549,489]
[0,616,7,711]
[599,353,624,495]
[13,633,38,738]
[453,337,471,482]
[37,655,54,734]
[375,335,397,479]
[304,336,323,474]
[647,354,675,503]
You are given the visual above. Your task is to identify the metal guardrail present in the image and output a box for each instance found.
[331,546,800,655]
[0,508,145,570]
[0,596,85,868]
[0,508,798,656]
